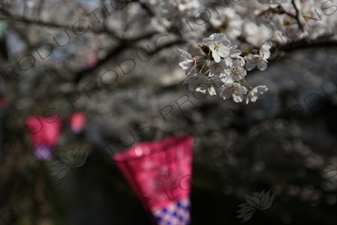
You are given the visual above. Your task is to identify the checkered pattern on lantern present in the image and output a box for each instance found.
[153,197,190,225]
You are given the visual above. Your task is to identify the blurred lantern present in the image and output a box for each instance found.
[26,116,62,161]
[69,111,86,134]
[113,136,193,225]
[0,92,9,108]
[84,47,98,69]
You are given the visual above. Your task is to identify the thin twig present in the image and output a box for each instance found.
[291,0,304,31]
[0,8,121,39]
[72,39,185,83]
[137,0,154,17]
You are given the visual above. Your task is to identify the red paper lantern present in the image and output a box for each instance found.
[0,93,9,108]
[26,116,62,161]
[84,48,98,69]
[113,136,194,225]
[69,112,86,134]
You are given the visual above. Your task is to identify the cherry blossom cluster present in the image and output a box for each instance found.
[254,0,337,41]
[179,33,271,104]
[145,0,336,47]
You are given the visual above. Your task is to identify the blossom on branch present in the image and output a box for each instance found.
[178,49,199,76]
[220,83,248,103]
[224,58,247,81]
[178,33,270,104]
[246,85,269,104]
[245,42,272,71]
[202,33,231,63]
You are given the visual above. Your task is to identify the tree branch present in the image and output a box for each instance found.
[73,41,128,83]
[72,39,185,83]
[291,0,304,31]
[279,39,337,52]
[0,8,121,39]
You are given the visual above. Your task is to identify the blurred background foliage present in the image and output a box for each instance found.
[0,0,336,225]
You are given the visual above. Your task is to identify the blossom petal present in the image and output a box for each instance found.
[245,61,256,71]
[221,38,231,46]
[220,88,232,100]
[214,33,224,42]
[233,94,244,103]
[212,76,224,88]
[257,85,268,93]
[241,86,248,94]
[208,85,217,96]
[178,49,192,59]
[202,37,214,46]
[257,61,267,71]
[220,74,234,84]
[230,49,242,57]
[225,57,233,67]
[218,46,230,58]
[196,86,207,94]
[212,52,221,63]
[247,53,257,62]
[261,50,270,60]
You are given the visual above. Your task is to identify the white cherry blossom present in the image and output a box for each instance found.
[202,33,231,63]
[207,60,228,78]
[224,59,247,81]
[196,82,216,96]
[260,41,272,60]
[219,72,235,85]
[225,45,242,67]
[245,42,272,71]
[178,49,198,76]
[220,83,248,103]
[178,33,274,103]
[197,76,224,96]
[183,74,208,92]
[246,85,269,104]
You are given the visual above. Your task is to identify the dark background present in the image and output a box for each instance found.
[0,1,336,225]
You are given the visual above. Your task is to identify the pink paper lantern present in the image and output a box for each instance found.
[0,93,9,108]
[69,112,86,134]
[84,48,98,69]
[26,116,62,161]
[113,136,194,225]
